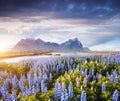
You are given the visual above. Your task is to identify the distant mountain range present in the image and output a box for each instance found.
[12,38,89,51]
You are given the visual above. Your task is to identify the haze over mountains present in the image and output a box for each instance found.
[13,38,89,51]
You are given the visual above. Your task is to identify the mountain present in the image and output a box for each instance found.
[61,38,83,50]
[12,38,89,51]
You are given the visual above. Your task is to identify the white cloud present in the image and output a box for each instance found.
[0,17,120,51]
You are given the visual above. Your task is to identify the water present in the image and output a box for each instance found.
[0,52,94,63]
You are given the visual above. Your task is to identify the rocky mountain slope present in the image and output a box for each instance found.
[13,38,89,51]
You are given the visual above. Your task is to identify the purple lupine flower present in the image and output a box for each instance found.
[5,92,12,101]
[41,79,47,93]
[84,69,88,75]
[49,73,52,81]
[25,86,32,96]
[12,75,18,89]
[106,71,109,77]
[38,71,42,85]
[43,73,48,80]
[101,83,106,93]
[61,89,68,101]
[114,76,118,84]
[27,72,32,90]
[32,85,36,94]
[112,90,119,101]
[81,90,87,101]
[0,86,8,99]
[68,82,73,98]
[33,71,38,85]
[19,76,25,94]
[11,92,17,101]
[113,69,118,78]
[3,79,10,91]
[54,81,62,100]
[109,75,114,83]
[92,68,94,76]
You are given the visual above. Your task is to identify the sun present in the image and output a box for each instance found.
[0,43,10,52]
[0,47,7,52]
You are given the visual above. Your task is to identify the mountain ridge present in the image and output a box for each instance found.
[13,38,89,51]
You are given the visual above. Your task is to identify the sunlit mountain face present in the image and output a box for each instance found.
[0,0,120,51]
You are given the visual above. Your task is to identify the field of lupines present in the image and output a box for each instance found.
[0,53,120,101]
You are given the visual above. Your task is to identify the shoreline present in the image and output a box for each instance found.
[0,50,119,60]
[0,51,60,60]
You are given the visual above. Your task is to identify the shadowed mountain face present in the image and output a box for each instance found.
[13,38,89,51]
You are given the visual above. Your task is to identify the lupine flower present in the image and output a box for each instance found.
[54,81,62,100]
[83,75,88,87]
[101,83,106,93]
[49,73,52,81]
[33,71,38,85]
[81,90,87,101]
[61,89,68,101]
[11,92,17,101]
[12,75,18,89]
[3,79,9,91]
[92,68,94,76]
[109,75,114,83]
[68,82,73,98]
[112,90,119,101]
[41,79,47,93]
[106,71,109,77]
[25,87,32,96]
[114,76,118,84]
[85,69,88,75]
[0,86,8,99]
[77,95,81,101]
[32,85,36,94]
[27,72,32,90]
[5,92,12,101]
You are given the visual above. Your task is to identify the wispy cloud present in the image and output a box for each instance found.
[1,18,118,48]
[90,38,120,51]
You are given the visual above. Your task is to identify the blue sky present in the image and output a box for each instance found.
[0,0,120,51]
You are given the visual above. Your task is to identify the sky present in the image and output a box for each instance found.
[0,0,120,51]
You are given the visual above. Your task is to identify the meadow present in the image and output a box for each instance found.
[0,53,120,101]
